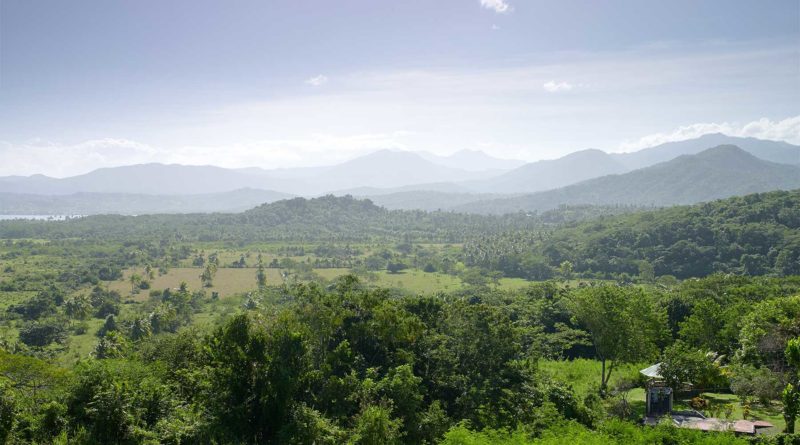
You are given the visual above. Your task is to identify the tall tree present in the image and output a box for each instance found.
[129,273,142,294]
[568,285,667,394]
[783,337,800,433]
[256,254,267,289]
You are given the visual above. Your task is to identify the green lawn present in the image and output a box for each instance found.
[674,392,787,434]
[540,359,647,396]
[59,317,106,366]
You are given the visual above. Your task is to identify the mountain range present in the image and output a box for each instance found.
[0,134,797,215]
[416,149,527,171]
[0,149,501,197]
[455,145,800,214]
[468,133,799,194]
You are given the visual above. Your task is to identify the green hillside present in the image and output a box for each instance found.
[459,146,800,214]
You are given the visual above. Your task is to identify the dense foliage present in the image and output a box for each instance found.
[0,196,543,243]
[0,272,798,443]
[1,191,800,443]
[465,190,800,279]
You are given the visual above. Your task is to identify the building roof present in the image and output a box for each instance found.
[640,362,663,379]
[733,420,755,434]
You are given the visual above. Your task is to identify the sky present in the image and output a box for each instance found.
[0,0,798,177]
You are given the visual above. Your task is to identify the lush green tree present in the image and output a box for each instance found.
[424,302,538,429]
[0,384,16,444]
[94,331,130,359]
[679,299,730,353]
[144,264,155,280]
[376,365,424,443]
[559,261,574,280]
[257,262,268,289]
[200,263,216,288]
[783,337,800,433]
[460,268,489,288]
[783,383,799,434]
[730,364,783,406]
[97,314,118,338]
[129,317,152,341]
[568,285,667,394]
[90,287,121,319]
[386,261,406,274]
[0,351,68,404]
[277,404,344,445]
[64,295,91,321]
[348,405,402,445]
[205,313,308,442]
[638,261,655,283]
[66,360,172,444]
[7,288,62,321]
[18,319,68,347]
[659,342,722,391]
[149,304,181,334]
[737,296,800,371]
[129,273,142,294]
[37,401,68,442]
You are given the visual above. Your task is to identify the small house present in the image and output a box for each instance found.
[640,362,673,417]
[640,362,774,435]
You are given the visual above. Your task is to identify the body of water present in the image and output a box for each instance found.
[0,215,83,221]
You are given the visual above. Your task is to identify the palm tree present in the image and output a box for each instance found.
[129,273,142,293]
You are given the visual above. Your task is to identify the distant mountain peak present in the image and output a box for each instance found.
[473,148,626,194]
[694,144,752,157]
[614,134,800,170]
[416,149,526,172]
[561,148,609,159]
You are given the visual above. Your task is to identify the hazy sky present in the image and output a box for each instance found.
[1,0,798,177]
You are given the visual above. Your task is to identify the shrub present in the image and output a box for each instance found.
[730,365,783,405]
[690,396,709,411]
[18,319,68,347]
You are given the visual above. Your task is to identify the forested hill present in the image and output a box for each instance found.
[0,195,541,242]
[457,145,800,214]
[236,195,543,241]
[465,190,800,279]
[1,191,798,280]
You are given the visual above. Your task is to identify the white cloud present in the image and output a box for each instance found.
[542,80,573,93]
[305,74,328,86]
[480,0,510,14]
[2,43,795,175]
[618,115,800,151]
[0,138,159,177]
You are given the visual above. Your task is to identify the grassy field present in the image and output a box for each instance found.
[60,317,106,366]
[540,358,647,396]
[109,267,283,301]
[106,265,554,298]
[371,270,464,293]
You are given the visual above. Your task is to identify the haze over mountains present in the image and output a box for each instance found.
[471,148,629,194]
[417,149,527,171]
[456,145,800,214]
[1,134,798,215]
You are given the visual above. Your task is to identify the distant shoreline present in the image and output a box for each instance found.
[0,214,84,221]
